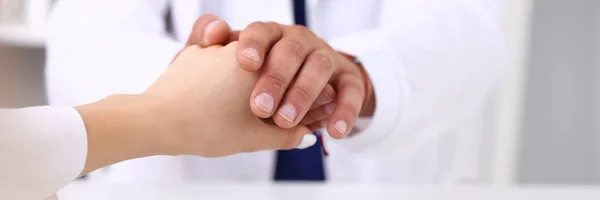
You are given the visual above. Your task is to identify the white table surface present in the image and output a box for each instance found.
[57,182,600,200]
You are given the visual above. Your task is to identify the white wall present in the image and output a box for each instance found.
[0,45,46,108]
[486,0,534,185]
[518,0,600,184]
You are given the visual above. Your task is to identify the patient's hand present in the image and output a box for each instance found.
[143,42,316,157]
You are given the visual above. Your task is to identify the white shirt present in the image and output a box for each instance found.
[44,0,506,184]
[0,107,87,200]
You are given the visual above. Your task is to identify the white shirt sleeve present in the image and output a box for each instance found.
[327,0,507,158]
[0,106,88,200]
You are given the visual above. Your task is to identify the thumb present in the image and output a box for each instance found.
[259,125,318,151]
[186,14,232,47]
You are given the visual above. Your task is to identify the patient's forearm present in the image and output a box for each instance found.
[75,94,170,176]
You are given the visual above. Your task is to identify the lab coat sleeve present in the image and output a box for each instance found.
[327,0,507,158]
[0,107,87,200]
[45,0,186,182]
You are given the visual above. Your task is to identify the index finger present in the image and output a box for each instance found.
[237,22,283,72]
[326,73,366,139]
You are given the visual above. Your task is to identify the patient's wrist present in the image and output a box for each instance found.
[75,94,168,175]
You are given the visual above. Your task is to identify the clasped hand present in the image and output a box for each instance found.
[186,15,375,139]
[75,15,375,176]
[146,14,375,157]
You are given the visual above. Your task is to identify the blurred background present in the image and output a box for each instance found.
[2,0,598,186]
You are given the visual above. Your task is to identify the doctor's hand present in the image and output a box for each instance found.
[187,15,375,139]
[185,15,338,132]
[76,42,316,175]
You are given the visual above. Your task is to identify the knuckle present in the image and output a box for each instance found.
[265,21,279,26]
[310,51,334,72]
[289,25,308,33]
[194,15,213,27]
[341,56,359,71]
[241,24,267,39]
[341,75,366,94]
[263,72,288,91]
[241,23,266,39]
[288,25,315,39]
[265,22,282,32]
[246,21,266,30]
[290,85,315,104]
[280,38,306,59]
[192,19,204,31]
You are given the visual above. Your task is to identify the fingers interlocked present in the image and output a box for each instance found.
[187,16,367,140]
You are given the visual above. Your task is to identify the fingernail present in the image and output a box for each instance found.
[253,93,274,113]
[334,120,348,136]
[241,48,261,63]
[296,134,317,149]
[324,103,336,115]
[277,104,297,123]
[204,20,223,43]
[316,93,332,105]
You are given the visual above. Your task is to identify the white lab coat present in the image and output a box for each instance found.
[45,0,506,183]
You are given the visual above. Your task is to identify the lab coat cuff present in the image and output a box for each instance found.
[327,32,409,156]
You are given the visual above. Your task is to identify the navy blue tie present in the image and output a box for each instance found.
[274,0,326,181]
